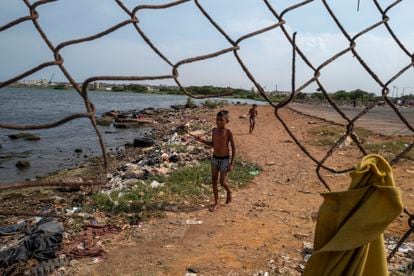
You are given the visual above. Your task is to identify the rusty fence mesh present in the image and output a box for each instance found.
[1,0,413,261]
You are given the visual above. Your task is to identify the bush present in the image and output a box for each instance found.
[202,99,227,109]
[185,97,197,108]
[91,159,261,215]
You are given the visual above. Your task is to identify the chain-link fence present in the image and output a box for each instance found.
[1,0,413,261]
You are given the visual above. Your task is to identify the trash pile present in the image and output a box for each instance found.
[0,105,214,275]
[0,217,122,275]
[251,237,414,275]
[99,106,213,194]
[386,237,414,274]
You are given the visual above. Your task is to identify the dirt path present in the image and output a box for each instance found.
[75,105,414,275]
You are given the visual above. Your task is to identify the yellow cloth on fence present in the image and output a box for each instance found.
[304,154,403,276]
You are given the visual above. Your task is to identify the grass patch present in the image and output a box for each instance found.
[365,140,414,161]
[308,125,372,146]
[308,124,414,161]
[168,143,188,153]
[308,125,345,146]
[91,159,261,215]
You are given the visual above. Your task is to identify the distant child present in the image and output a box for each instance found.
[194,110,236,211]
[248,104,258,134]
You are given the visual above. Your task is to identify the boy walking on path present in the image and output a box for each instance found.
[194,110,236,211]
[248,104,258,134]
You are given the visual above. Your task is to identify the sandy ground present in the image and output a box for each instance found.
[64,105,414,275]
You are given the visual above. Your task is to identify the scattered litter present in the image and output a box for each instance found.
[150,180,164,188]
[66,225,120,258]
[187,266,200,273]
[92,257,103,264]
[293,233,309,239]
[77,212,94,219]
[185,219,203,225]
[397,244,413,253]
[188,130,204,137]
[52,195,65,203]
[265,162,275,166]
[69,259,80,267]
[303,241,313,255]
[249,170,260,176]
[0,220,27,235]
[0,218,64,268]
[66,207,81,215]
[168,132,179,144]
[339,135,352,148]
[161,152,169,161]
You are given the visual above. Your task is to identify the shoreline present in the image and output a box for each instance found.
[1,88,262,184]
[7,85,267,101]
[40,104,215,182]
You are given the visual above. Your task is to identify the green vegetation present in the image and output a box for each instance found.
[53,84,69,90]
[331,89,376,103]
[299,89,378,104]
[202,99,228,109]
[308,125,371,146]
[308,125,345,146]
[308,124,414,161]
[185,97,197,108]
[46,83,382,105]
[125,84,148,93]
[365,141,414,161]
[106,84,284,102]
[91,159,261,216]
[400,94,414,101]
[111,84,149,93]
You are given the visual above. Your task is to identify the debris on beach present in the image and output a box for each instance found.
[0,104,261,275]
[185,218,203,225]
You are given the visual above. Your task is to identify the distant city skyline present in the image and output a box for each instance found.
[1,0,413,95]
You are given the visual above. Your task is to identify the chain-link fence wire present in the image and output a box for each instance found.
[1,0,413,261]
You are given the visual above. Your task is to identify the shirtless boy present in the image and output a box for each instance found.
[194,110,236,211]
[248,104,258,134]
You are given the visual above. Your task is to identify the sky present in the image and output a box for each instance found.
[0,0,413,95]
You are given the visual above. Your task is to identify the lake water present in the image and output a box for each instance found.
[0,88,257,184]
